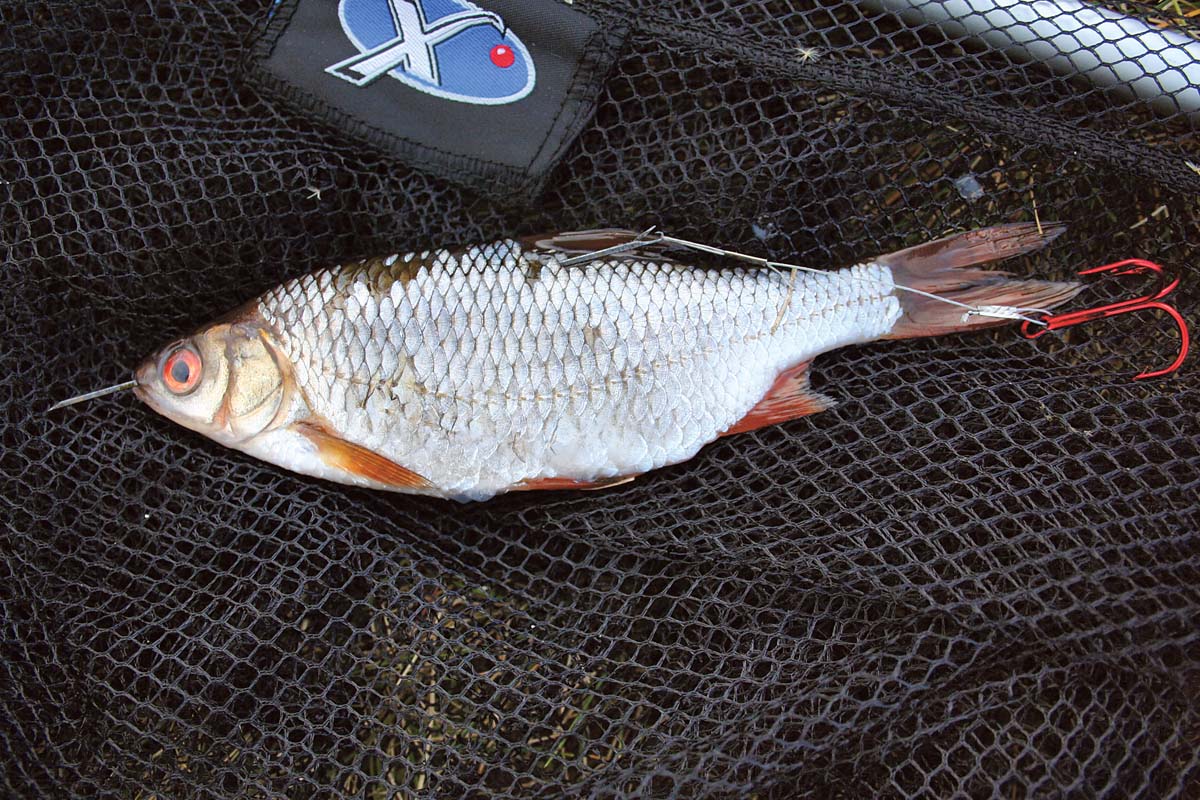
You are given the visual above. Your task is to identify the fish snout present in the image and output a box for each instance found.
[132,354,160,405]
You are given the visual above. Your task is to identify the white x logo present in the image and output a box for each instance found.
[327,0,505,87]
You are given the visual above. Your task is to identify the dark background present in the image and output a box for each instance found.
[2,0,1197,797]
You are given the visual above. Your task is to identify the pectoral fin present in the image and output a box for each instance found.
[295,422,433,491]
[721,361,834,437]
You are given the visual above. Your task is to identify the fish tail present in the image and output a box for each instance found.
[878,223,1083,340]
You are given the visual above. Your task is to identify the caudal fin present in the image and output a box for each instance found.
[879,223,1083,340]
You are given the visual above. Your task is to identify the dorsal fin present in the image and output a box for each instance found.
[520,229,679,263]
[720,361,835,437]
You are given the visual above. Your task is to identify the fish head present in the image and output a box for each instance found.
[134,307,295,446]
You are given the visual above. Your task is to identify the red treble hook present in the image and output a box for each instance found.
[1020,258,1189,381]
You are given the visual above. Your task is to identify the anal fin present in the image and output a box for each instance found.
[721,361,834,437]
[295,421,434,491]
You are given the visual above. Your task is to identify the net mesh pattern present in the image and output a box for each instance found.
[2,0,1198,797]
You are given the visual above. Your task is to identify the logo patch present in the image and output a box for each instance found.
[326,0,535,105]
[246,0,628,197]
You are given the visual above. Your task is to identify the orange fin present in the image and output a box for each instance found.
[721,361,834,437]
[513,474,637,492]
[520,229,679,262]
[878,223,1082,339]
[879,222,1067,282]
[295,422,433,490]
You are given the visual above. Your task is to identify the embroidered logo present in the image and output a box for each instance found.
[326,0,536,105]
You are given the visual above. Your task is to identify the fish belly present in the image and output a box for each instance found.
[259,243,901,499]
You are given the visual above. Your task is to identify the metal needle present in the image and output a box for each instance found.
[48,380,138,411]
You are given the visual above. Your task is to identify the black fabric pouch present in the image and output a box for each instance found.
[246,0,629,198]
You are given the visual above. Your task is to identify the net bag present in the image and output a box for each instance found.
[2,0,1197,797]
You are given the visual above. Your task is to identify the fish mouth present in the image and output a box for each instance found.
[131,357,157,406]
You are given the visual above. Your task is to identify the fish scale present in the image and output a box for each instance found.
[108,224,1075,499]
[256,239,899,498]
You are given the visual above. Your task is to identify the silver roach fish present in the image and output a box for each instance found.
[60,225,1080,501]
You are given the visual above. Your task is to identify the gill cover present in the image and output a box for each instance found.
[135,314,291,445]
[222,328,289,440]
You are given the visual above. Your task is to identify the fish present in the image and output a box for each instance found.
[63,224,1081,501]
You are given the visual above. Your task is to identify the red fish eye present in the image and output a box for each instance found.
[489,44,514,68]
[162,347,202,394]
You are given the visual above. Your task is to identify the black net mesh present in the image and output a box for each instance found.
[3,0,1199,797]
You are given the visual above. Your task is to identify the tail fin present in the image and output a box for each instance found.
[879,223,1083,340]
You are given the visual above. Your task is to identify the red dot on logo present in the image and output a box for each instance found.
[490,44,515,68]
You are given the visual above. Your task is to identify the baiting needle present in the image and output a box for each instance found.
[48,380,138,412]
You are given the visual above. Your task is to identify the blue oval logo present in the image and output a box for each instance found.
[325,0,535,105]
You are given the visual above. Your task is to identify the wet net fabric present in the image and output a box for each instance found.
[2,0,1198,797]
